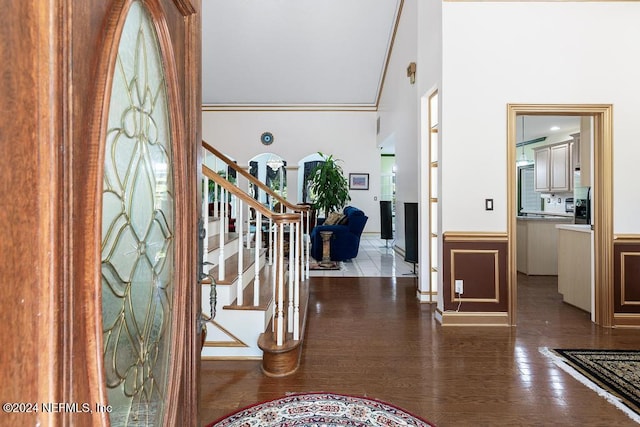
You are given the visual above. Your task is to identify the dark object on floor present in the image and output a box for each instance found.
[380,200,393,240]
[404,202,418,263]
[545,348,640,422]
[206,392,435,427]
[310,206,368,261]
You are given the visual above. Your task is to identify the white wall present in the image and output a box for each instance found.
[377,0,419,251]
[202,110,380,232]
[441,2,640,234]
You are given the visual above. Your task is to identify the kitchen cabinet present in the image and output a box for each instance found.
[517,216,572,275]
[556,224,592,312]
[551,143,571,191]
[571,133,580,169]
[534,142,571,193]
[533,147,550,192]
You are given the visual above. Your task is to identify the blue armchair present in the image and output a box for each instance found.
[310,206,368,261]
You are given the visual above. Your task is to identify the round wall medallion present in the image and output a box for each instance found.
[261,132,274,145]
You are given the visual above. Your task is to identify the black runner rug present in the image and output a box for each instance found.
[542,348,640,423]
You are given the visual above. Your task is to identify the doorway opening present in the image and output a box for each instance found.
[507,104,613,327]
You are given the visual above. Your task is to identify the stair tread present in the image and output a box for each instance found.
[207,247,266,285]
[223,264,274,311]
[207,232,239,252]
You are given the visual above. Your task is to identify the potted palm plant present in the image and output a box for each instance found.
[306,152,351,219]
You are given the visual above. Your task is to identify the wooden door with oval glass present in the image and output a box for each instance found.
[98,0,200,425]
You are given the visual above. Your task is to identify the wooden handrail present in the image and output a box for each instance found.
[202,140,309,214]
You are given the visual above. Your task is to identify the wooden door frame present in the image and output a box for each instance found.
[87,0,200,425]
[507,104,613,327]
[0,1,200,426]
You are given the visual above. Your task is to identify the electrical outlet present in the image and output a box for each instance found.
[455,279,463,295]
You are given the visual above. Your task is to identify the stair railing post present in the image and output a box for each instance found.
[236,193,243,306]
[218,186,225,282]
[254,211,262,306]
[223,188,228,236]
[275,220,285,346]
[213,181,219,218]
[268,215,273,266]
[271,216,276,322]
[303,210,311,279]
[298,211,305,282]
[287,221,295,333]
[246,179,251,249]
[293,221,301,340]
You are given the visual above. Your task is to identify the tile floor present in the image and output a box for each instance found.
[308,234,417,277]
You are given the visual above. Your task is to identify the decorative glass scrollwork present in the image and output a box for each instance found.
[101,2,174,425]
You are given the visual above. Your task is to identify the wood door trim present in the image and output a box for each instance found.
[87,1,194,425]
[507,104,614,327]
[148,2,191,426]
[179,1,202,425]
[81,2,131,425]
[172,0,197,15]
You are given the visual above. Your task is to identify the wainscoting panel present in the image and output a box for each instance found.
[613,238,640,326]
[441,233,509,325]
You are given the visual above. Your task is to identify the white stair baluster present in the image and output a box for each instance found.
[268,216,273,265]
[254,211,261,307]
[236,194,243,306]
[287,221,294,332]
[293,221,300,340]
[203,176,209,266]
[276,222,285,346]
[305,210,310,279]
[218,186,225,282]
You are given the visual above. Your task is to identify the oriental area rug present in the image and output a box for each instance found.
[206,392,435,427]
[540,348,640,423]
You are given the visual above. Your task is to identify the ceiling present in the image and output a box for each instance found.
[517,116,582,144]
[201,0,402,108]
[200,4,583,146]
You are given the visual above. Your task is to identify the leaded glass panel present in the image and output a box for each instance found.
[101,2,174,425]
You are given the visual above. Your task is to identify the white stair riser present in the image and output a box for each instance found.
[207,218,219,237]
[201,308,272,358]
[207,218,239,239]
[207,238,240,265]
[201,280,273,322]
[201,209,297,360]
[201,253,266,307]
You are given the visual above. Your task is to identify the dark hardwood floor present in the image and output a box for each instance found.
[200,274,640,426]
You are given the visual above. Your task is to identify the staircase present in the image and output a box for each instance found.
[200,142,311,376]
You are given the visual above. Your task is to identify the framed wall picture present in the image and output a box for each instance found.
[349,173,369,190]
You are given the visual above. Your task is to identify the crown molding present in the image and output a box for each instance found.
[202,104,377,112]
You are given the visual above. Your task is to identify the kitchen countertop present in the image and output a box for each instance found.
[556,224,593,233]
[520,210,574,218]
[517,216,573,222]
